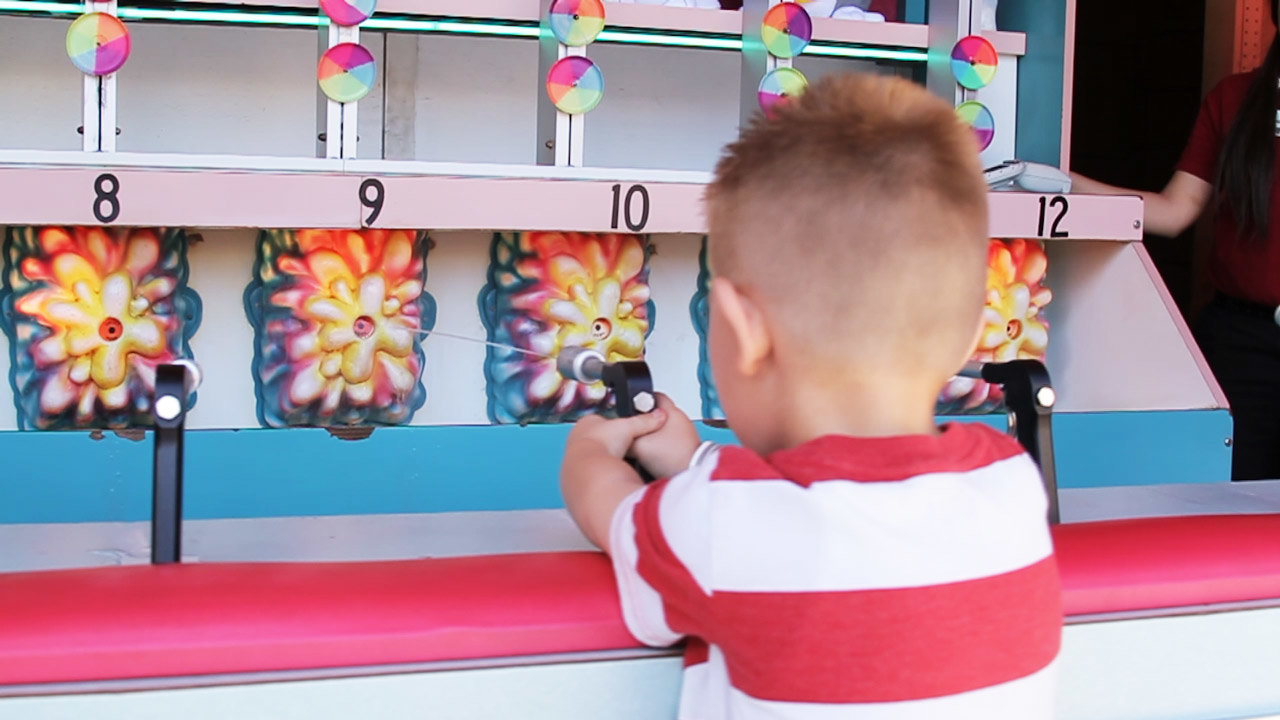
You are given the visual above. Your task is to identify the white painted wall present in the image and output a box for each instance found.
[401,34,541,165]
[0,17,84,152]
[113,24,323,157]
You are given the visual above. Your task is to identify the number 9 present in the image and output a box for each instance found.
[360,179,384,226]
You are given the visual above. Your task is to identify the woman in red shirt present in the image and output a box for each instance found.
[1073,1,1280,480]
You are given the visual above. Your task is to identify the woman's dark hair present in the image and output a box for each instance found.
[1215,0,1280,239]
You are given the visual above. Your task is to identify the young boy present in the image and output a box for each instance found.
[561,73,1061,718]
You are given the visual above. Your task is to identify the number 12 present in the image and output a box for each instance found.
[1037,195,1070,238]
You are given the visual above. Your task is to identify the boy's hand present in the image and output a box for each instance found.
[628,394,702,480]
[561,408,668,552]
[565,406,669,460]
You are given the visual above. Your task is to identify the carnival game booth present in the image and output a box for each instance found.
[0,0,1275,717]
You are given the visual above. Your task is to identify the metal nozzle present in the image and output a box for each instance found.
[556,347,607,384]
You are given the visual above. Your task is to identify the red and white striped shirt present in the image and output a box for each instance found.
[609,422,1062,719]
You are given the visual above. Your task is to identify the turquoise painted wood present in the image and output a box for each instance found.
[904,0,927,24]
[999,0,1069,165]
[0,410,1231,524]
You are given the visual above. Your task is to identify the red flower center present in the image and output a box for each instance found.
[1005,319,1023,340]
[591,318,612,340]
[98,317,124,342]
[353,315,376,339]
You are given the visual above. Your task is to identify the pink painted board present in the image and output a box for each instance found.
[988,193,1143,241]
[0,167,359,229]
[371,175,706,232]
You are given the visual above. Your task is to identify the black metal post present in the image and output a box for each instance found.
[981,359,1060,524]
[151,363,190,564]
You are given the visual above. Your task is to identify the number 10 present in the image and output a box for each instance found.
[610,184,650,232]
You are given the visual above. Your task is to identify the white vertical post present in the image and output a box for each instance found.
[740,0,790,128]
[81,0,120,152]
[554,45,587,167]
[324,22,361,159]
[926,0,976,105]
[100,69,118,152]
[537,2,589,168]
[81,72,99,153]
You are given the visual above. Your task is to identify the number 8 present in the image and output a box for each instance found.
[93,173,120,224]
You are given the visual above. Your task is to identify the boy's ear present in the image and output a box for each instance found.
[710,277,772,376]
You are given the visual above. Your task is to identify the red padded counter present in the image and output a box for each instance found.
[1055,514,1280,616]
[1,514,1279,688]
[0,552,641,687]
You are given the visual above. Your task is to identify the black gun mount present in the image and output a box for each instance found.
[961,359,1059,524]
[151,360,200,564]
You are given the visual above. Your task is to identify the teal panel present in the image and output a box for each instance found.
[904,0,927,24]
[0,410,1232,524]
[998,0,1068,164]
[1052,410,1233,487]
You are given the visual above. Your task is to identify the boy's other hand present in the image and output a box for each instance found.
[628,394,702,480]
[562,407,670,552]
[566,407,669,460]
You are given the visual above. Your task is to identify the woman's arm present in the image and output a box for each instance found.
[1070,170,1213,237]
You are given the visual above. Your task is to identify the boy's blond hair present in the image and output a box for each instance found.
[705,73,989,379]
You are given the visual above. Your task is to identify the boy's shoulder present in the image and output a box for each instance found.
[703,422,1028,486]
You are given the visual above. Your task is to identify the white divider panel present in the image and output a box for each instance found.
[183,230,261,430]
[0,17,85,152]
[415,230,498,427]
[637,233,704,420]
[0,330,11,430]
[1046,241,1220,413]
